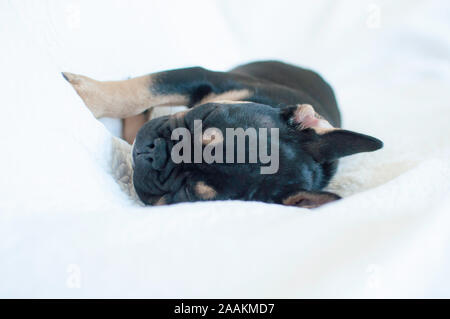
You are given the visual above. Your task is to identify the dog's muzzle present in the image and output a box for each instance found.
[132,137,168,171]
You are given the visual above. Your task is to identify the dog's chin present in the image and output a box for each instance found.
[132,172,164,205]
[132,176,187,206]
[132,149,189,206]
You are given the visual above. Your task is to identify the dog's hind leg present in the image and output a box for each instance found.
[62,67,254,119]
[62,72,188,118]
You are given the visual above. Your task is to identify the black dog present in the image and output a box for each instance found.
[63,61,383,208]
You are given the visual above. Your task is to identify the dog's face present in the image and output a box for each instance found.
[132,102,383,208]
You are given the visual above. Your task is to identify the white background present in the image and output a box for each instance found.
[1,0,450,297]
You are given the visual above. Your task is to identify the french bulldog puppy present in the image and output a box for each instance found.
[63,61,382,208]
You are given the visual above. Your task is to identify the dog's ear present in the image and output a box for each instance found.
[282,190,341,208]
[304,129,383,163]
[282,104,335,133]
[282,104,383,163]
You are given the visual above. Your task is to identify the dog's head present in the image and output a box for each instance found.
[132,102,383,208]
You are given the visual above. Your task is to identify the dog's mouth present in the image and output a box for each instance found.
[132,149,189,205]
[131,115,191,205]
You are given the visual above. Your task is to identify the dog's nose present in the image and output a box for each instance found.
[134,138,168,170]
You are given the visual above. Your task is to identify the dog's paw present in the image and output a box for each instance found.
[62,71,105,118]
[62,72,80,84]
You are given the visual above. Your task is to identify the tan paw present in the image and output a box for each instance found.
[62,71,106,118]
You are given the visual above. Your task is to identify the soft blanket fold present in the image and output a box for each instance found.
[1,0,449,298]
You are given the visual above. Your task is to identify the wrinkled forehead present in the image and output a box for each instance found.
[184,102,281,129]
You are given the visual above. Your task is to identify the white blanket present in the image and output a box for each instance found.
[1,0,450,298]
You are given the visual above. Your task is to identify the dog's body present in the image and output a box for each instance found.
[124,61,341,143]
[63,61,382,208]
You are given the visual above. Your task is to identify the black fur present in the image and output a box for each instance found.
[133,61,382,207]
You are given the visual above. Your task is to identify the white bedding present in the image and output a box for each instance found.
[1,0,450,298]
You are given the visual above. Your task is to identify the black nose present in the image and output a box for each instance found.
[133,138,168,170]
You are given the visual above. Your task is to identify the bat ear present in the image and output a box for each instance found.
[282,190,341,208]
[282,104,336,133]
[281,104,383,163]
[304,129,383,163]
